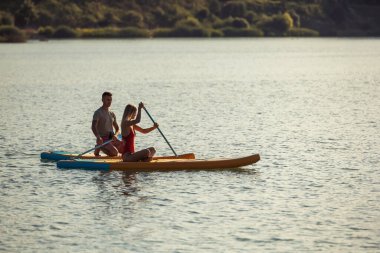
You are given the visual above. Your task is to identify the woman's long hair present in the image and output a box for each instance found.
[121,104,137,124]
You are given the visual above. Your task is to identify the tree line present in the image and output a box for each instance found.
[0,0,379,42]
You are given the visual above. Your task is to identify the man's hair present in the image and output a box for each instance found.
[102,91,112,98]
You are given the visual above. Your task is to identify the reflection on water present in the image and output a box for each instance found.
[0,38,379,252]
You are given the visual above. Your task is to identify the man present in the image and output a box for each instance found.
[92,91,121,156]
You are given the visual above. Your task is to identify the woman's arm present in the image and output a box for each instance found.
[134,123,159,134]
[121,102,144,134]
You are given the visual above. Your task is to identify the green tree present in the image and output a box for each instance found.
[15,0,38,27]
[209,0,222,16]
[221,1,247,18]
[321,0,348,25]
[98,12,120,27]
[121,11,144,28]
[258,13,293,35]
[0,11,14,26]
[196,8,209,21]
[176,17,201,28]
[214,16,249,29]
[0,25,26,42]
[38,26,54,37]
[52,25,77,38]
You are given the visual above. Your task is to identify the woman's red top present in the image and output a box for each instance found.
[122,129,135,154]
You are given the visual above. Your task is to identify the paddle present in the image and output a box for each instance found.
[74,133,121,159]
[143,106,178,157]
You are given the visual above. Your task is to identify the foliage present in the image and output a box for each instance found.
[257,13,294,36]
[36,9,53,27]
[214,17,250,29]
[151,28,172,37]
[208,0,222,16]
[196,8,209,21]
[321,0,347,25]
[120,11,144,28]
[288,10,301,28]
[118,27,150,38]
[38,25,54,37]
[52,25,77,38]
[175,17,202,28]
[221,1,247,18]
[152,26,210,38]
[79,27,149,38]
[0,0,379,39]
[287,27,319,37]
[0,25,26,42]
[231,17,250,28]
[209,29,223,37]
[15,0,38,27]
[0,11,14,26]
[221,27,264,37]
[245,11,258,24]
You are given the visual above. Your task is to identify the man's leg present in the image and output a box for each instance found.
[100,143,119,157]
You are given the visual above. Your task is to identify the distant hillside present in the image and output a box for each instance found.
[0,0,379,41]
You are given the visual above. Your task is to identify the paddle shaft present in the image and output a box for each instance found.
[76,139,113,158]
[143,107,177,157]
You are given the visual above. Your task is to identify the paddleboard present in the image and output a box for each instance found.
[56,154,260,171]
[41,151,195,161]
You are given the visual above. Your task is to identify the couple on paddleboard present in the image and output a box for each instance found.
[91,91,158,162]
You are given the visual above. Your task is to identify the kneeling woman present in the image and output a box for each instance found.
[121,102,158,162]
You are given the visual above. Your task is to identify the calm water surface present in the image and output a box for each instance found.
[0,38,379,252]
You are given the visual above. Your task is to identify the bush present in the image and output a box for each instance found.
[245,11,258,24]
[24,28,37,39]
[152,26,210,38]
[175,17,201,28]
[288,10,300,28]
[214,17,250,29]
[221,1,247,18]
[257,13,294,35]
[156,3,188,27]
[120,11,144,28]
[52,25,77,38]
[36,9,54,27]
[0,25,27,42]
[287,27,319,37]
[232,17,250,28]
[80,27,118,38]
[98,12,120,27]
[209,0,222,16]
[221,27,264,37]
[196,8,209,21]
[38,26,54,37]
[152,28,172,37]
[209,29,223,37]
[15,0,38,27]
[79,27,150,38]
[80,15,98,28]
[171,26,209,37]
[0,11,14,26]
[118,27,150,38]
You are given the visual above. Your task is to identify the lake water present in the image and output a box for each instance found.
[0,38,379,252]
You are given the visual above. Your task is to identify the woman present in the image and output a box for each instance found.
[121,102,158,162]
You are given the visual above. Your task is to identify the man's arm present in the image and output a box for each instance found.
[92,119,103,145]
[112,112,120,140]
[112,120,120,140]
